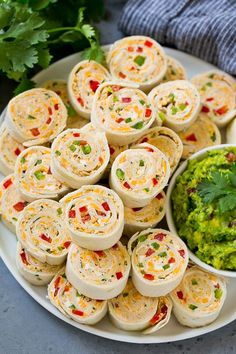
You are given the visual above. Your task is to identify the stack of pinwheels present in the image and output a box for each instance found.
[0,35,232,332]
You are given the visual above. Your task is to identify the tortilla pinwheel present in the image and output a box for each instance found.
[191,70,236,127]
[66,242,131,300]
[68,60,110,119]
[161,56,187,83]
[108,278,172,333]
[51,128,110,189]
[107,36,167,91]
[149,80,201,131]
[124,191,166,237]
[170,265,227,327]
[42,79,88,129]
[178,113,221,159]
[0,123,25,175]
[132,126,183,173]
[110,143,170,208]
[48,267,107,324]
[128,229,188,297]
[16,242,62,286]
[16,199,71,265]
[0,174,27,232]
[5,88,67,146]
[15,146,69,202]
[91,82,156,145]
[60,185,124,250]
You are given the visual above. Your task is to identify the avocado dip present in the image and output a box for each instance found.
[172,147,236,270]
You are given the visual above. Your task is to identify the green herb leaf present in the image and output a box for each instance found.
[189,304,198,310]
[197,164,236,213]
[214,288,223,300]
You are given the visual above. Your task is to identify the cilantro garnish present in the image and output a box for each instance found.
[197,163,236,213]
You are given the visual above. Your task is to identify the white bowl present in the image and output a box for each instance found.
[166,144,236,278]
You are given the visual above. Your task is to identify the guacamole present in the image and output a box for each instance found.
[172,147,236,270]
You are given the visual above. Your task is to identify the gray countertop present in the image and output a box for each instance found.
[0,1,236,353]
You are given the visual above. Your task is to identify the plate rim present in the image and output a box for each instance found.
[1,46,235,344]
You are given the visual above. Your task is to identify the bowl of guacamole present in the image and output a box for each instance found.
[166,144,236,277]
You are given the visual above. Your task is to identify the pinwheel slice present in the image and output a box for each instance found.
[108,278,172,333]
[110,143,170,208]
[0,174,28,232]
[170,265,227,328]
[191,70,236,127]
[48,267,107,324]
[5,88,67,147]
[178,113,221,159]
[60,185,124,250]
[226,117,236,144]
[51,128,110,189]
[91,82,156,145]
[66,242,131,300]
[149,80,201,131]
[161,56,187,83]
[16,242,62,286]
[41,79,88,129]
[0,122,25,175]
[124,191,166,238]
[132,126,183,173]
[107,36,167,91]
[68,60,110,119]
[16,199,71,265]
[15,146,69,202]
[128,229,188,297]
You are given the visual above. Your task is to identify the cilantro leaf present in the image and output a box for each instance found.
[197,164,236,213]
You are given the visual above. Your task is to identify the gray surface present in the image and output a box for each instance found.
[0,0,236,353]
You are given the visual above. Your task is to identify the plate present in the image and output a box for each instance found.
[0,46,236,344]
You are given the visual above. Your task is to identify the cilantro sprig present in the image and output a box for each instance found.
[0,0,105,94]
[197,163,236,213]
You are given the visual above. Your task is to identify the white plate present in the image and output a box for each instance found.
[0,46,236,344]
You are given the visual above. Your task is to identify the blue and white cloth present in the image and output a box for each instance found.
[119,0,236,75]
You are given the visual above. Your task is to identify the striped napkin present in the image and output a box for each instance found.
[119,0,236,75]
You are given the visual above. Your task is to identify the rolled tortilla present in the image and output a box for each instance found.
[108,278,172,333]
[60,185,124,250]
[0,122,25,175]
[16,242,61,286]
[148,80,201,131]
[68,60,110,119]
[15,146,69,202]
[0,174,27,233]
[226,117,236,144]
[110,143,170,208]
[66,242,131,300]
[16,199,71,265]
[41,79,88,129]
[132,126,183,173]
[191,70,236,127]
[178,113,221,159]
[170,265,227,328]
[51,128,110,189]
[124,191,166,238]
[128,229,188,297]
[5,88,67,146]
[91,82,156,145]
[161,56,187,83]
[48,267,107,324]
[107,36,167,91]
